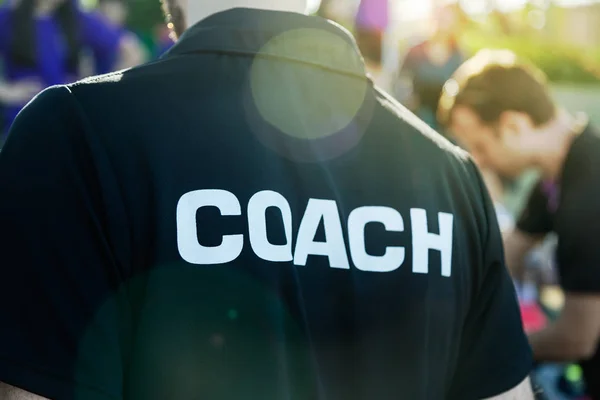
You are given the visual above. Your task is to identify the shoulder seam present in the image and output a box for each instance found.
[374,87,469,159]
[466,159,493,270]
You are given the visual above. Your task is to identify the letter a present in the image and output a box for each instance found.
[293,199,350,269]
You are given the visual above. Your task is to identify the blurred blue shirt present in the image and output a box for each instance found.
[0,6,123,134]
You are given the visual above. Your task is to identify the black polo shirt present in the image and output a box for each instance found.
[0,8,531,400]
[518,122,600,399]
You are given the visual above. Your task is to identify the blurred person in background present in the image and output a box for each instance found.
[396,3,465,132]
[97,0,127,25]
[96,0,146,73]
[0,0,143,144]
[354,28,386,87]
[354,0,389,88]
[0,0,535,398]
[154,23,175,58]
[439,48,600,400]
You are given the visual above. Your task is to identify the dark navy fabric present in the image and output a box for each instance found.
[0,8,531,400]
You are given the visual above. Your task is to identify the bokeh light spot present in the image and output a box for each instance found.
[228,309,238,320]
[249,28,368,141]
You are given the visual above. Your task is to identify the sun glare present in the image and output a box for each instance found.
[395,0,434,21]
[307,0,322,14]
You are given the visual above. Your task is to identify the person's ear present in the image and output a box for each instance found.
[498,110,532,138]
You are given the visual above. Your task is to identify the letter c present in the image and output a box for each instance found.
[176,189,243,265]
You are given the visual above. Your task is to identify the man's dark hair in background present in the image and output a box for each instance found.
[0,3,533,400]
[440,49,600,400]
[438,50,554,132]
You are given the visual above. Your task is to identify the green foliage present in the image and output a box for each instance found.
[461,29,600,84]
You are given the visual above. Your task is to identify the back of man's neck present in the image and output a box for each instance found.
[186,1,307,26]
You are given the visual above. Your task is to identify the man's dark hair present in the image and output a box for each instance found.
[10,0,81,71]
[161,0,185,40]
[438,49,556,128]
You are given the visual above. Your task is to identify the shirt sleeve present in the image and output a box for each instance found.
[0,86,130,400]
[448,161,533,399]
[80,11,123,66]
[516,180,554,235]
[557,178,600,293]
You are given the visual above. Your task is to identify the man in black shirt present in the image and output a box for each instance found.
[0,2,533,399]
[439,49,600,399]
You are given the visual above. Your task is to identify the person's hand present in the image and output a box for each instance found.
[1,80,43,105]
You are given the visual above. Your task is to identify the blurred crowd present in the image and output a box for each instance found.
[1,0,599,398]
[0,0,174,144]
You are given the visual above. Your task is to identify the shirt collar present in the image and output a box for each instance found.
[164,7,367,78]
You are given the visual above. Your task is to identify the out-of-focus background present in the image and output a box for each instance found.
[0,0,598,398]
[1,0,598,131]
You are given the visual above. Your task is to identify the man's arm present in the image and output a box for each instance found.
[529,293,600,361]
[0,86,128,400]
[480,168,504,205]
[529,163,600,363]
[503,180,555,280]
[503,228,545,280]
[0,382,47,400]
[484,377,535,400]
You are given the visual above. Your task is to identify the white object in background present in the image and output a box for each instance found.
[519,280,539,304]
[494,202,515,233]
